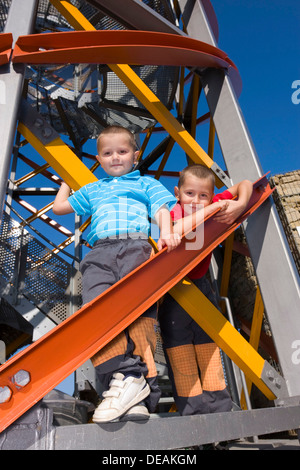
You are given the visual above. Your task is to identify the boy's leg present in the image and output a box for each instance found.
[158,277,232,415]
[128,314,161,413]
[91,305,160,418]
[117,237,161,412]
[163,344,211,415]
[83,238,159,421]
[195,342,232,412]
[82,237,153,381]
[193,277,232,413]
[158,293,210,415]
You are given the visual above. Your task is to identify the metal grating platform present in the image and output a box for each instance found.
[0,211,79,325]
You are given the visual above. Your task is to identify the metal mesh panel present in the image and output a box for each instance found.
[36,0,81,31]
[144,0,176,24]
[0,0,11,32]
[25,0,179,139]
[0,211,25,283]
[0,212,80,324]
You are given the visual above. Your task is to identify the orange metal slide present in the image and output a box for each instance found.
[11,30,241,93]
[0,176,272,432]
[0,33,12,65]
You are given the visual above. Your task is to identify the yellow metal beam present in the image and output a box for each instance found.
[249,286,265,352]
[240,286,265,408]
[208,118,215,159]
[190,74,200,139]
[14,162,50,186]
[219,232,234,312]
[154,138,175,180]
[138,127,153,163]
[169,278,276,400]
[109,63,222,179]
[20,202,53,227]
[178,67,185,119]
[17,123,97,191]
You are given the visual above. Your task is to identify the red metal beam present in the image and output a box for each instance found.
[0,33,12,65]
[0,176,273,432]
[11,30,241,89]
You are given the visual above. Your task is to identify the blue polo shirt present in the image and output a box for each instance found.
[68,170,177,246]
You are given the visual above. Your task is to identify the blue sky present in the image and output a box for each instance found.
[211,0,300,176]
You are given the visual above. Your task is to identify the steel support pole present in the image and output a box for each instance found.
[0,0,38,216]
[178,0,300,397]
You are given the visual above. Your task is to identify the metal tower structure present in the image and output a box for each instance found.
[0,0,299,450]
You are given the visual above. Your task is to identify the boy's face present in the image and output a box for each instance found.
[174,173,214,215]
[96,132,138,177]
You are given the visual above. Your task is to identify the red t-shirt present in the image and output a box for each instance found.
[171,190,233,279]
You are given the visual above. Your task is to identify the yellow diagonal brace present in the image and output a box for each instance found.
[17,123,97,191]
[109,63,223,183]
[15,162,50,186]
[219,232,234,312]
[240,286,265,408]
[208,118,215,158]
[169,278,276,400]
[48,0,224,187]
[155,138,175,180]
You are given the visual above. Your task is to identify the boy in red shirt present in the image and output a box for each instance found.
[158,164,253,416]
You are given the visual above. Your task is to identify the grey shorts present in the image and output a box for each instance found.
[80,236,152,305]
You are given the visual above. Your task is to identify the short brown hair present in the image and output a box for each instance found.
[97,125,137,153]
[178,164,215,189]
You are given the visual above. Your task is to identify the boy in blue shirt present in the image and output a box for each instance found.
[53,125,180,422]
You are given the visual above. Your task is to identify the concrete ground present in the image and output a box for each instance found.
[225,438,300,450]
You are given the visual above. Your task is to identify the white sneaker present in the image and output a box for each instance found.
[92,373,150,423]
[120,401,150,422]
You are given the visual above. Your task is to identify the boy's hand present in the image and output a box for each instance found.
[157,232,181,252]
[155,205,181,252]
[214,179,252,225]
[214,199,247,225]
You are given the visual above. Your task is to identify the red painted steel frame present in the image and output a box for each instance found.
[11,30,241,90]
[0,33,12,65]
[0,176,272,432]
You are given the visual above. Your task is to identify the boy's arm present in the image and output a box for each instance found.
[173,179,253,237]
[214,179,253,225]
[172,200,226,236]
[154,205,181,252]
[52,182,75,215]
